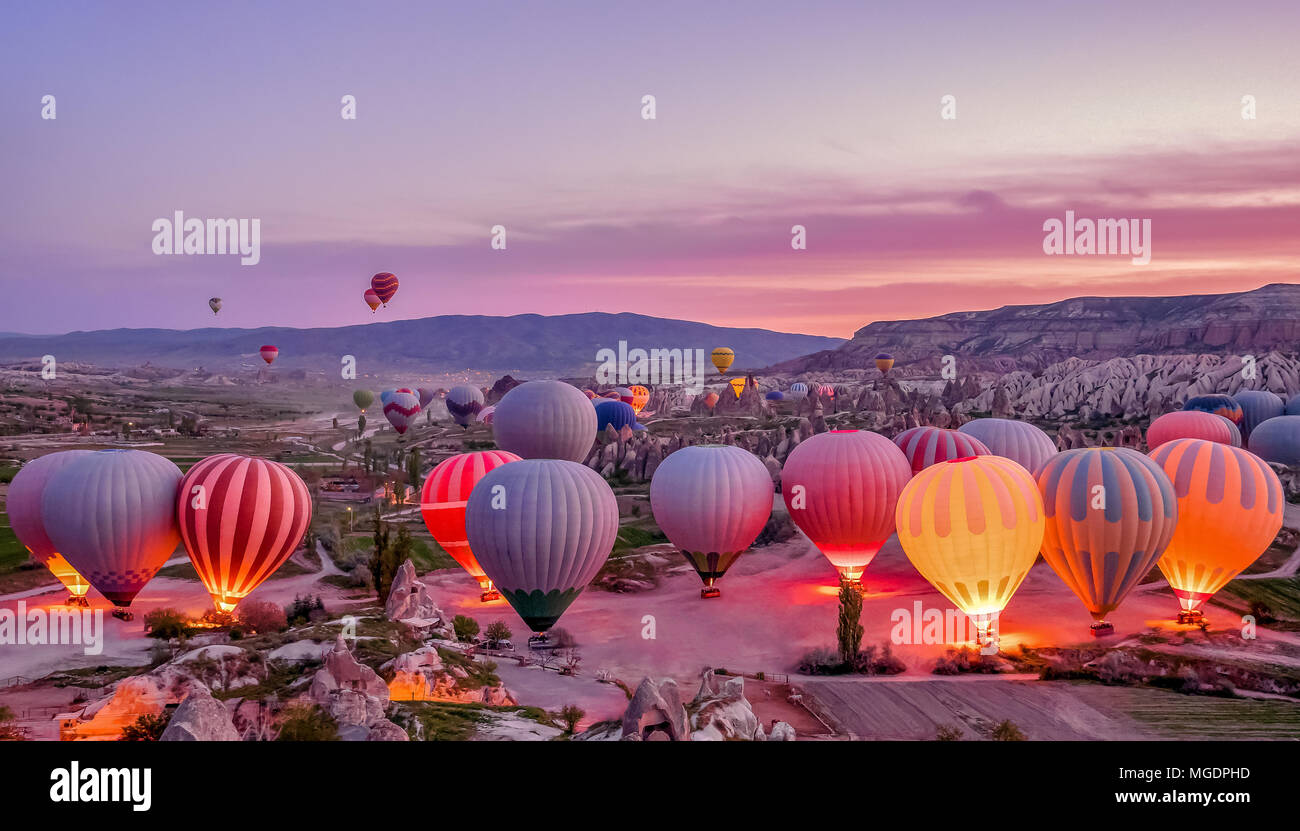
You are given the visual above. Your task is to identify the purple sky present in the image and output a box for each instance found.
[3,1,1299,337]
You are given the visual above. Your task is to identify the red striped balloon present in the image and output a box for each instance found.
[383,390,421,435]
[1146,410,1240,451]
[893,426,991,475]
[177,454,312,612]
[421,451,522,596]
[370,272,399,305]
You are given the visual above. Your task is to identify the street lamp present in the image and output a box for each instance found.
[347,506,353,532]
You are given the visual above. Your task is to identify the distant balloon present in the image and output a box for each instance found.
[352,390,375,412]
[477,405,495,424]
[582,389,597,400]
[465,460,619,633]
[789,382,808,400]
[729,378,746,399]
[711,347,735,375]
[651,445,774,596]
[896,455,1045,643]
[765,390,785,402]
[628,385,651,414]
[703,392,720,409]
[421,450,522,598]
[893,426,991,475]
[1235,389,1285,441]
[874,352,894,374]
[958,418,1057,475]
[383,390,421,435]
[177,454,312,612]
[817,384,835,399]
[1146,410,1240,450]
[42,450,183,606]
[1182,394,1243,426]
[1037,448,1177,632]
[782,430,912,584]
[416,388,436,410]
[594,399,640,433]
[208,297,222,315]
[370,272,399,305]
[493,380,597,462]
[363,289,381,312]
[259,345,278,365]
[379,389,396,407]
[1247,415,1300,465]
[613,387,635,407]
[1149,439,1283,619]
[7,451,95,599]
[446,385,485,428]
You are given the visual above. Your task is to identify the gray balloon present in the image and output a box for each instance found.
[492,380,597,463]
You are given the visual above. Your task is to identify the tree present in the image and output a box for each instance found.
[368,509,401,603]
[407,447,422,494]
[453,615,480,642]
[991,720,1026,741]
[485,620,512,647]
[144,607,192,641]
[120,712,170,741]
[358,415,367,441]
[935,725,964,741]
[835,583,864,665]
[558,704,585,734]
[239,600,288,633]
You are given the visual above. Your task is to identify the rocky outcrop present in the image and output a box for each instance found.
[306,634,403,740]
[619,677,691,741]
[385,646,516,705]
[385,559,455,639]
[159,687,240,741]
[690,671,794,741]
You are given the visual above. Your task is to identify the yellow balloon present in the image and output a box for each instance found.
[711,347,735,375]
[729,377,745,398]
[895,456,1044,640]
[629,385,650,414]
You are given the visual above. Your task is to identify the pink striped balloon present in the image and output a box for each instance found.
[383,390,421,435]
[1146,410,1240,451]
[893,426,991,475]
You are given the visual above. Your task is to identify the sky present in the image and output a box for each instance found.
[2,1,1299,338]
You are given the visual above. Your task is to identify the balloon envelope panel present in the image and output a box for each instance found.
[957,418,1057,475]
[493,380,597,463]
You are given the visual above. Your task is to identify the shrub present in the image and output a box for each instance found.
[239,600,288,633]
[935,725,964,741]
[558,704,585,734]
[991,720,1026,741]
[143,608,192,640]
[276,704,339,741]
[452,615,480,642]
[119,712,170,741]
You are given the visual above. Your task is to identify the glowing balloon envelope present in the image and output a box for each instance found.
[353,389,375,412]
[177,454,312,612]
[7,451,95,599]
[1247,415,1300,465]
[711,347,734,375]
[1149,439,1283,620]
[383,390,420,435]
[493,380,597,462]
[370,272,399,305]
[259,345,278,365]
[1036,448,1177,632]
[465,460,619,633]
[781,430,912,584]
[42,450,183,606]
[895,455,1045,642]
[1146,410,1240,450]
[893,426,991,475]
[446,384,485,427]
[650,445,774,597]
[629,385,650,414]
[420,451,521,599]
[1182,394,1243,426]
[958,418,1057,475]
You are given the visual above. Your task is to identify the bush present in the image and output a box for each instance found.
[935,725,964,741]
[558,704,585,734]
[143,608,192,640]
[452,615,480,642]
[991,720,1026,741]
[120,712,170,741]
[239,600,288,634]
[276,704,339,741]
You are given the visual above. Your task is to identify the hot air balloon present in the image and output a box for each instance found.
[1286,394,1300,416]
[176,454,312,613]
[958,418,1057,475]
[582,389,597,400]
[874,352,894,374]
[729,377,746,399]
[465,459,618,640]
[1247,415,1300,465]
[895,455,1045,646]
[383,390,420,435]
[416,388,437,411]
[817,384,836,399]
[259,345,278,365]
[208,297,222,315]
[1146,410,1240,450]
[379,389,397,407]
[1036,448,1177,635]
[789,382,808,401]
[420,451,521,601]
[446,384,485,428]
[7,451,95,604]
[42,450,183,612]
[1149,439,1283,623]
[353,390,375,412]
[477,405,495,425]
[893,426,991,475]
[765,390,784,402]
[628,385,650,414]
[650,446,773,598]
[781,430,912,585]
[1235,389,1285,441]
[600,390,621,399]
[370,272,399,305]
[493,380,597,462]
[703,392,720,409]
[594,399,641,433]
[1182,394,1243,427]
[363,288,382,312]
[711,347,734,375]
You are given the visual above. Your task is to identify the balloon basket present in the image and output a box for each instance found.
[527,633,555,651]
[111,608,134,622]
[1089,621,1115,638]
[478,589,501,602]
[700,586,721,599]
[65,595,90,608]
[1177,610,1204,625]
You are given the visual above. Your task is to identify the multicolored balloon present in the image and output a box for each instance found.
[421,451,522,599]
[874,353,894,374]
[42,450,183,607]
[893,426,991,475]
[446,384,485,428]
[781,430,912,584]
[465,460,619,633]
[363,288,381,312]
[711,347,735,375]
[352,389,375,412]
[7,451,95,600]
[958,418,1057,475]
[1182,394,1243,427]
[370,272,399,305]
[259,345,278,365]
[177,454,312,612]
[650,445,774,597]
[1146,410,1240,450]
[1247,415,1300,465]
[383,390,421,435]
[1149,439,1283,619]
[895,455,1045,643]
[493,380,597,462]
[628,385,650,414]
[1036,448,1177,632]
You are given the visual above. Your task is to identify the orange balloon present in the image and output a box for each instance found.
[1148,439,1283,616]
[729,378,745,398]
[629,385,650,414]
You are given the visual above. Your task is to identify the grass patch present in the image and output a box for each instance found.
[1216,576,1300,626]
[395,701,553,741]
